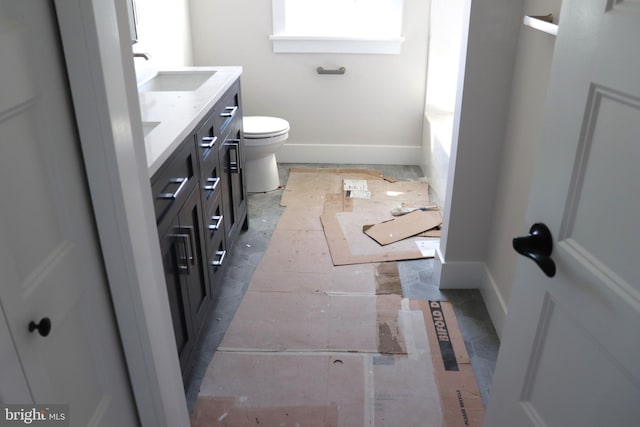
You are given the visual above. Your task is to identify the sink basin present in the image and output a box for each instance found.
[138,71,216,92]
[142,121,160,136]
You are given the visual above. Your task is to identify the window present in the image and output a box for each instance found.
[270,0,405,54]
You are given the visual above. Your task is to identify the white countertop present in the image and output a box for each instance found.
[138,66,243,177]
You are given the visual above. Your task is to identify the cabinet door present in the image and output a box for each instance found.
[178,187,211,340]
[231,126,248,233]
[219,126,248,245]
[159,216,194,374]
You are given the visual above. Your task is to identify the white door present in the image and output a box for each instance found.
[485,0,640,425]
[0,1,139,425]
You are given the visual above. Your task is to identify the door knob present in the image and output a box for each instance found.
[28,317,52,337]
[513,223,556,277]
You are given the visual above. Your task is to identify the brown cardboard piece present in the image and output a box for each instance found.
[191,397,339,427]
[193,352,363,426]
[219,290,407,354]
[280,167,384,208]
[374,261,403,295]
[364,209,443,245]
[413,300,485,427]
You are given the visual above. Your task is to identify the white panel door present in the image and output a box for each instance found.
[0,1,138,425]
[485,0,640,425]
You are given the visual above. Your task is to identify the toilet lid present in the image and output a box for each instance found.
[243,116,290,138]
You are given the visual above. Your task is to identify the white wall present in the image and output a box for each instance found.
[132,0,194,82]
[435,0,524,324]
[188,0,430,165]
[482,0,560,336]
[422,0,467,206]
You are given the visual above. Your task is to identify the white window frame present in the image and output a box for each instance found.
[270,0,405,54]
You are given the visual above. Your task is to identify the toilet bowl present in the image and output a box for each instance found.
[243,116,289,192]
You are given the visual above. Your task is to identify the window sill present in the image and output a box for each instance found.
[269,35,404,54]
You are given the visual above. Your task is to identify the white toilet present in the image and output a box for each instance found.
[242,116,290,192]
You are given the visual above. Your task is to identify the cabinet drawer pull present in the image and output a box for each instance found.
[211,250,226,266]
[220,106,238,118]
[209,215,223,231]
[200,136,217,149]
[204,177,220,191]
[158,177,189,199]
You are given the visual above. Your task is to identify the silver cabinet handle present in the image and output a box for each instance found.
[180,226,196,267]
[225,139,240,173]
[204,177,220,191]
[200,136,217,149]
[220,106,238,118]
[208,215,223,231]
[211,250,226,266]
[158,177,188,199]
[170,233,192,274]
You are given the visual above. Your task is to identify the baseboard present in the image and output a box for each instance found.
[479,266,508,339]
[277,143,423,165]
[434,248,507,339]
[434,247,485,289]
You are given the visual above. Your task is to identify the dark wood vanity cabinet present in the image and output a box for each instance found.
[151,79,247,380]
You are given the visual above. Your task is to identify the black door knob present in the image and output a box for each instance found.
[28,317,52,337]
[513,223,556,277]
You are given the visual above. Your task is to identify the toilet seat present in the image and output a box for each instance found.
[243,116,290,139]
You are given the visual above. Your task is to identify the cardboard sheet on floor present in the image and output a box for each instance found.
[193,304,449,427]
[364,209,443,245]
[219,291,407,354]
[192,352,364,427]
[321,193,440,265]
[257,228,335,274]
[248,263,377,295]
[372,309,444,426]
[280,168,384,208]
[412,299,485,427]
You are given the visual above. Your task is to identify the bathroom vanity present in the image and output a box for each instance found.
[139,67,248,379]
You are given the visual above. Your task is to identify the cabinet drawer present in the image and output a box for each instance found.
[151,138,197,231]
[215,81,241,135]
[194,115,219,179]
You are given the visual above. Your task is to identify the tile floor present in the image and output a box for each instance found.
[184,164,500,413]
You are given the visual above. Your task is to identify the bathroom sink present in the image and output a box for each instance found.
[142,121,160,136]
[138,71,216,92]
